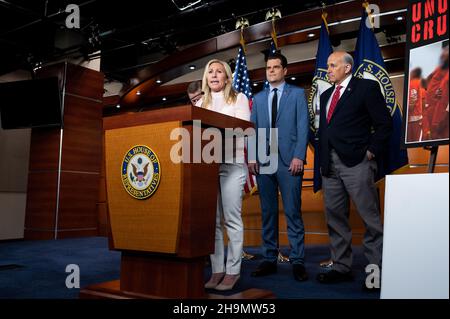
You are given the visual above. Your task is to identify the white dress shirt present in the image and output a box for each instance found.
[196,91,251,163]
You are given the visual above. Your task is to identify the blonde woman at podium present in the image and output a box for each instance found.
[196,59,250,291]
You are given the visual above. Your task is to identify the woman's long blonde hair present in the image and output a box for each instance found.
[200,59,238,109]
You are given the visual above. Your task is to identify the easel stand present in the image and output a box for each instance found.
[426,146,439,173]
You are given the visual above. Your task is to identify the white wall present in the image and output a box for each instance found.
[0,193,27,240]
[381,173,449,299]
[0,70,32,240]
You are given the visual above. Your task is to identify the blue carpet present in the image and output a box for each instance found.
[0,237,379,299]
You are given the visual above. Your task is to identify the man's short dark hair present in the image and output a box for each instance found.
[187,80,202,94]
[267,53,288,69]
[411,67,422,79]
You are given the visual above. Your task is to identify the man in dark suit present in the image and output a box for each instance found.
[316,51,392,285]
[186,80,203,106]
[248,53,309,282]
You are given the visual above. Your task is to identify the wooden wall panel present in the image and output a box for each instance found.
[57,172,100,229]
[62,127,102,172]
[24,172,58,230]
[407,145,449,165]
[65,64,104,100]
[64,95,103,126]
[62,95,102,172]
[25,63,104,240]
[28,128,61,171]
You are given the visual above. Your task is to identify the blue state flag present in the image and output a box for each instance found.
[308,14,333,192]
[263,38,278,89]
[353,5,408,179]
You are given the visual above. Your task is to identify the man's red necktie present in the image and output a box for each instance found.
[327,85,342,123]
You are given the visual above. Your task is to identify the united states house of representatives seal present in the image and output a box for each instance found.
[121,145,161,200]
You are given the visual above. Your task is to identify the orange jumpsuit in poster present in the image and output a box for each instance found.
[423,67,447,140]
[407,78,424,142]
[431,70,449,139]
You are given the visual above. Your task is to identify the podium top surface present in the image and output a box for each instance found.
[104,105,253,131]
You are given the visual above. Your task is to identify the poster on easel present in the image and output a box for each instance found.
[402,0,449,148]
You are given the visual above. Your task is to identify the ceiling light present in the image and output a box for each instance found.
[171,0,202,11]
[162,97,167,101]
[33,61,43,72]
[116,104,121,109]
[156,79,162,84]
[290,77,296,81]
[189,65,196,70]
[395,16,404,21]
[136,90,141,95]
[307,33,315,38]
[253,83,258,87]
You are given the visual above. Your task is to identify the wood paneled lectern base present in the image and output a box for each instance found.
[79,251,275,299]
[79,281,275,300]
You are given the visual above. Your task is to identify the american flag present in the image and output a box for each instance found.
[233,45,253,101]
[233,44,256,195]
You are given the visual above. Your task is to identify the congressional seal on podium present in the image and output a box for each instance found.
[121,145,161,200]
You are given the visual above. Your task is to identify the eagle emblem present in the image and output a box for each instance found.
[130,157,150,186]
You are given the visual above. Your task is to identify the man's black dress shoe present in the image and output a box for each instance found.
[293,264,308,281]
[251,261,277,277]
[319,259,333,268]
[316,269,353,283]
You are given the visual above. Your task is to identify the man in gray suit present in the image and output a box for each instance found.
[317,51,392,286]
[248,53,309,281]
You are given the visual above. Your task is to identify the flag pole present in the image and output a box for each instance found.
[309,6,334,267]
[234,17,255,261]
[265,8,289,263]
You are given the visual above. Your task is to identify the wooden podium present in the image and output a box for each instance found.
[80,105,274,299]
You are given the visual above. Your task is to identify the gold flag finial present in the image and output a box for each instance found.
[363,1,375,29]
[235,17,250,51]
[265,8,281,21]
[321,2,330,34]
[265,8,281,49]
[235,17,249,30]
